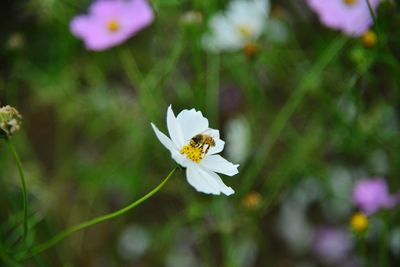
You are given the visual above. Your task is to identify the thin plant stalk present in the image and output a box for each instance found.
[20,166,178,260]
[365,0,377,24]
[6,139,28,242]
[0,251,23,267]
[379,214,389,267]
[365,0,381,46]
[206,53,220,126]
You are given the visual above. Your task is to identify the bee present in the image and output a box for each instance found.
[190,133,216,155]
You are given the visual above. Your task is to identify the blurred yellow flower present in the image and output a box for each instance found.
[243,192,262,209]
[350,212,368,232]
[361,30,377,48]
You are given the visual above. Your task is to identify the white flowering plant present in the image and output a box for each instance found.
[151,105,239,196]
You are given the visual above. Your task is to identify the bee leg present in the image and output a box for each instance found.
[190,140,199,147]
[204,144,210,154]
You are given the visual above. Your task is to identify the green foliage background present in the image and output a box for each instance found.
[0,0,399,266]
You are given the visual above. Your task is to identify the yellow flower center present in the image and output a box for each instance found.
[343,0,358,5]
[180,144,204,163]
[237,24,253,38]
[350,212,368,232]
[106,20,120,32]
[361,30,377,48]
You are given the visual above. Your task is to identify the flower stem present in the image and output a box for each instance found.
[365,0,380,45]
[379,214,389,267]
[119,46,143,83]
[20,166,178,260]
[6,139,28,242]
[206,52,220,126]
[365,0,376,25]
[0,251,22,267]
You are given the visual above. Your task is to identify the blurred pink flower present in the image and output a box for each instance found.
[312,226,353,264]
[70,0,154,51]
[307,0,380,36]
[352,178,400,215]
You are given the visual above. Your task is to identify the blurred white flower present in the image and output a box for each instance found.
[225,116,251,163]
[276,179,320,254]
[277,198,313,255]
[390,227,400,257]
[151,105,239,196]
[321,166,355,221]
[202,0,269,52]
[166,228,202,267]
[117,225,150,261]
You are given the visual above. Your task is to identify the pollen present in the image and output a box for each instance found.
[180,144,204,163]
[343,0,358,5]
[350,212,368,232]
[106,20,120,32]
[237,24,252,37]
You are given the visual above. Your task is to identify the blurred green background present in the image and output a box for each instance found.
[1,0,400,266]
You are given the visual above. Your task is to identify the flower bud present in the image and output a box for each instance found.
[0,105,22,138]
[242,192,262,209]
[361,30,377,48]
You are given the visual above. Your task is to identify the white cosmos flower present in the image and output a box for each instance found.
[202,0,270,52]
[151,106,239,196]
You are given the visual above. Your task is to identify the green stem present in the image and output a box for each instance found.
[206,53,220,126]
[365,0,377,24]
[0,251,22,267]
[356,233,368,267]
[379,214,389,267]
[20,166,178,260]
[365,0,381,46]
[118,46,143,83]
[6,139,28,242]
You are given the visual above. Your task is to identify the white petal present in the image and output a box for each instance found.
[151,123,177,152]
[170,151,187,167]
[228,0,268,39]
[167,105,184,148]
[200,154,239,176]
[206,13,244,51]
[254,0,270,15]
[176,108,209,142]
[186,167,234,196]
[151,123,186,166]
[205,128,220,139]
[209,139,225,155]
